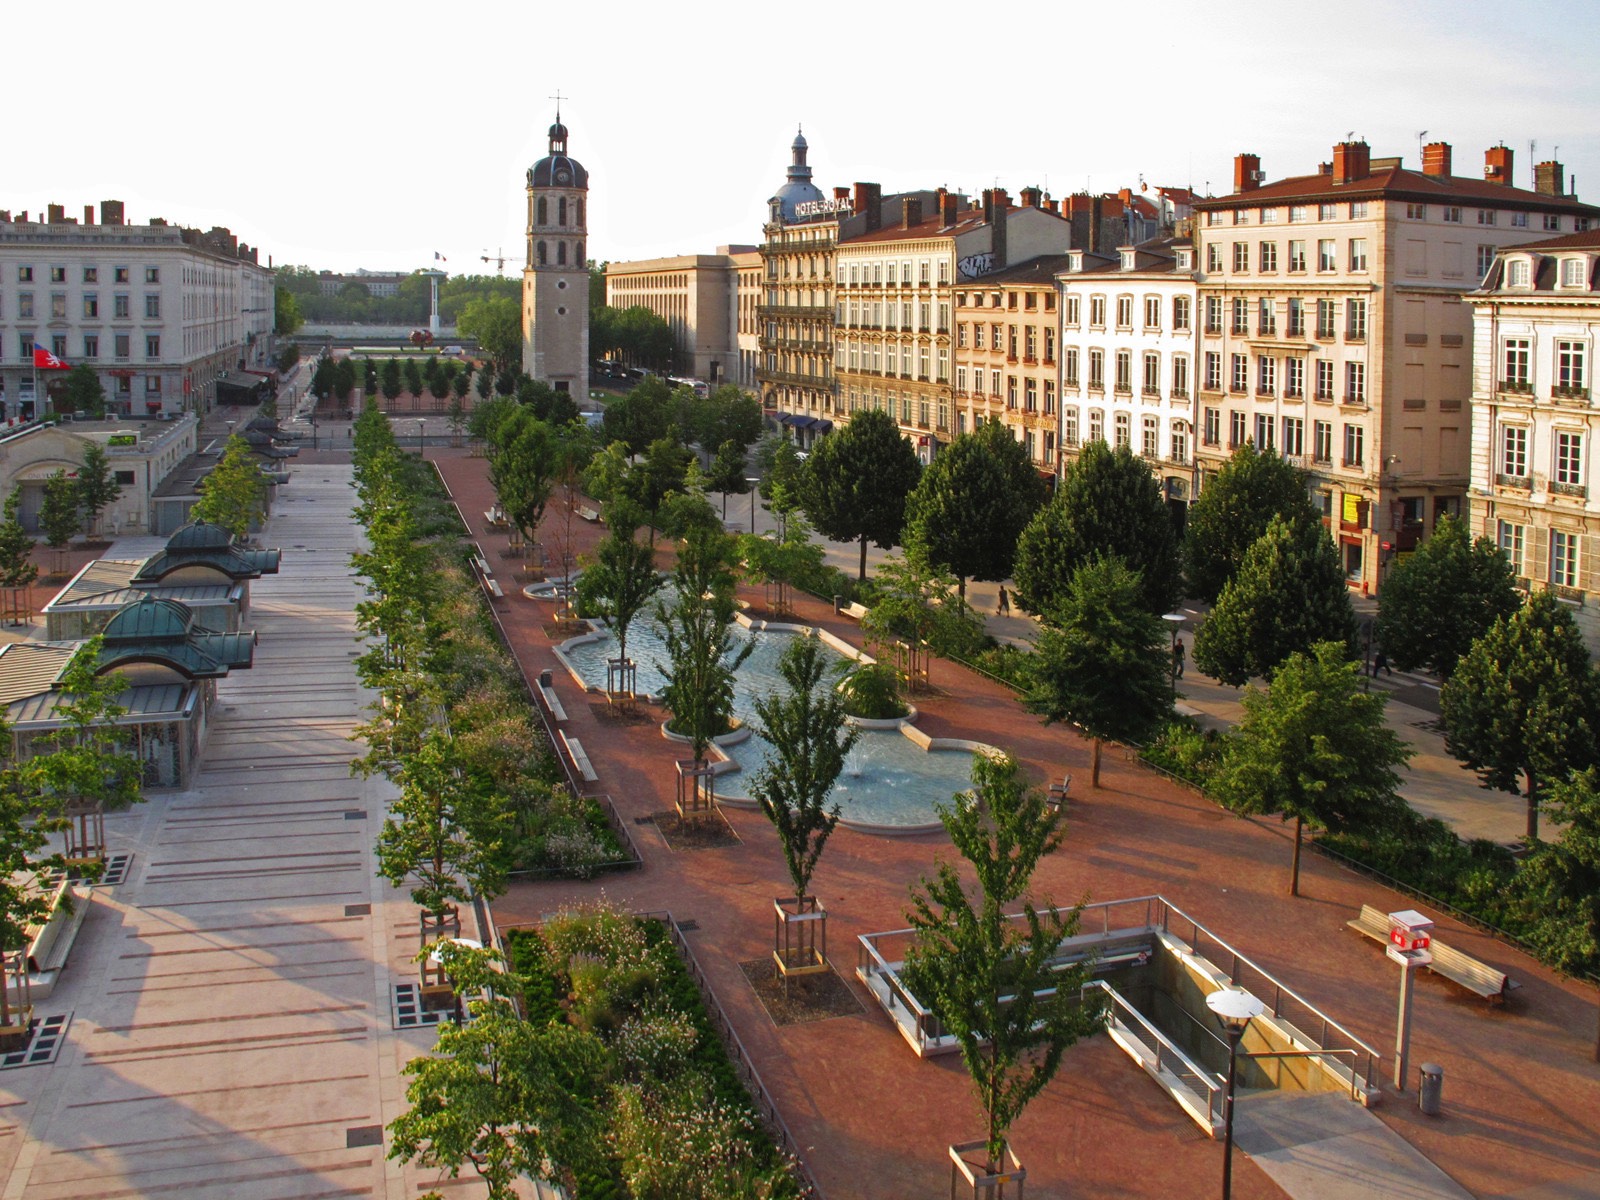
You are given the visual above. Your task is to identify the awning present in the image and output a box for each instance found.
[788,416,817,430]
[216,376,264,396]
[814,419,834,433]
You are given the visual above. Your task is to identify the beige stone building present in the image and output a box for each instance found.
[0,414,198,533]
[1469,228,1600,651]
[521,113,590,395]
[1193,140,1598,593]
[605,248,755,387]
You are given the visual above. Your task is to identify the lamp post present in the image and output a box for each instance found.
[310,412,318,451]
[416,419,427,460]
[1206,987,1264,1200]
[747,477,761,534]
[1162,612,1186,701]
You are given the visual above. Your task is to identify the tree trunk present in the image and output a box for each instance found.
[1091,739,1102,787]
[1526,769,1540,841]
[859,535,869,582]
[958,576,967,603]
[1290,814,1303,897]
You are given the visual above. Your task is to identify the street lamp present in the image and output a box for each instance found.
[1162,612,1186,701]
[1206,987,1264,1200]
[747,477,761,534]
[309,412,318,451]
[416,419,427,459]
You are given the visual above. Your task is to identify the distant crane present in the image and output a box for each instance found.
[480,247,510,273]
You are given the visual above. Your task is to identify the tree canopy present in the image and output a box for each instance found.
[654,528,750,764]
[457,296,523,371]
[77,442,122,537]
[191,435,267,539]
[0,487,38,589]
[1184,444,1320,603]
[39,470,82,550]
[58,364,107,417]
[1013,440,1180,616]
[602,377,676,455]
[1510,767,1600,973]
[800,409,923,580]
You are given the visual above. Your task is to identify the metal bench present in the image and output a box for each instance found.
[1346,903,1519,1005]
[577,505,602,523]
[486,579,504,599]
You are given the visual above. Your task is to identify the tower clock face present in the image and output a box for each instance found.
[555,168,571,185]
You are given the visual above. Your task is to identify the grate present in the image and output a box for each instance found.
[344,903,371,917]
[345,1124,383,1149]
[95,852,133,887]
[391,982,447,1030]
[634,815,656,826]
[0,1013,71,1069]
[676,919,699,932]
[343,811,366,820]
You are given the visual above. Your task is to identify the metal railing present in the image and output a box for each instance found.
[1083,980,1223,1130]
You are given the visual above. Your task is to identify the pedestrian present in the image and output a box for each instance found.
[1373,649,1392,677]
[1173,639,1185,679]
[996,586,1010,617]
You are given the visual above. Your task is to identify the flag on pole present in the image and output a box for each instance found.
[433,251,447,263]
[33,344,69,370]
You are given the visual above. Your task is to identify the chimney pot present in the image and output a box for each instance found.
[941,190,959,226]
[1332,141,1371,186]
[1234,153,1262,192]
[1483,144,1513,185]
[1535,160,1566,196]
[901,197,923,229]
[1422,141,1453,178]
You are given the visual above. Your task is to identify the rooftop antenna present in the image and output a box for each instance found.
[1346,130,1356,142]
[1415,130,1428,165]
[1529,140,1537,186]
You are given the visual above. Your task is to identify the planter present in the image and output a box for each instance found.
[949,1140,1026,1199]
[675,759,718,823]
[773,896,828,980]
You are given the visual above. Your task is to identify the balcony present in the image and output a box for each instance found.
[1495,472,1532,489]
[1499,379,1533,395]
[1551,480,1588,499]
[1551,584,1586,604]
[1554,384,1591,402]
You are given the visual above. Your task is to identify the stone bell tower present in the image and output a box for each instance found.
[522,104,589,393]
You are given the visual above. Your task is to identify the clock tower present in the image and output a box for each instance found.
[522,108,589,393]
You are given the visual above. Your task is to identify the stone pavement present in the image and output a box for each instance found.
[0,464,452,1200]
[446,451,1600,1200]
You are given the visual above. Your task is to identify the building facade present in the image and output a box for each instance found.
[1057,237,1200,515]
[1192,141,1599,593]
[522,114,590,394]
[1469,229,1600,652]
[0,200,273,420]
[604,249,754,386]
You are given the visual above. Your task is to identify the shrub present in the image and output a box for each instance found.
[839,663,907,720]
[1140,719,1226,790]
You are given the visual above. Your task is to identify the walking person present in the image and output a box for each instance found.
[1173,638,1185,679]
[1372,648,1392,678]
[996,585,1010,617]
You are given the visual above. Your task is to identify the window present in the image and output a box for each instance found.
[956,366,968,394]
[1231,297,1249,335]
[17,294,32,319]
[17,267,32,283]
[1115,413,1131,448]
[1089,410,1104,443]
[1511,212,1528,228]
[1476,244,1497,279]
[1508,259,1530,287]
[1066,296,1080,326]
[83,335,98,358]
[1543,213,1563,232]
[1229,410,1247,448]
[1477,209,1497,226]
[1287,297,1305,336]
[145,374,161,395]
[1500,425,1528,476]
[1257,355,1276,395]
[1115,350,1132,391]
[1231,354,1248,393]
[1318,239,1336,271]
[49,266,65,283]
[1315,360,1335,400]
[1231,243,1248,273]
[1090,296,1106,327]
[145,334,160,359]
[82,267,97,283]
[1258,297,1276,334]
[1172,355,1189,397]
[1285,357,1305,398]
[1233,209,1248,225]
[145,267,159,283]
[1551,530,1579,588]
[1503,338,1530,389]
[1024,326,1036,360]
[145,294,160,318]
[1283,415,1305,457]
[1261,208,1279,224]
[1088,349,1104,390]
[1204,351,1222,391]
[1206,210,1222,226]
[1172,424,1189,463]
[1141,416,1159,457]
[51,294,66,320]
[1255,413,1275,449]
[1116,296,1133,328]
[1143,352,1160,394]
[1316,299,1336,339]
[1562,258,1588,287]
[1259,241,1278,272]
[1007,377,1018,408]
[114,266,128,282]
[1406,203,1426,220]
[1498,521,1525,573]
[1290,205,1308,223]
[1205,295,1223,334]
[82,294,97,319]
[1065,348,1080,387]
[1345,361,1366,403]
[1172,296,1190,331]
[957,324,967,348]
[1043,380,1054,413]
[1443,206,1462,223]
[1044,328,1055,362]
[1343,423,1365,466]
[1288,240,1306,272]
[1556,430,1585,487]
[1557,341,1588,393]
[114,333,129,359]
[972,368,985,394]
[1065,408,1080,447]
[1144,296,1161,329]
[1318,203,1337,221]
[1206,243,1223,272]
[1349,239,1368,271]
[1346,298,1367,340]
[1314,420,1333,463]
[1204,407,1221,446]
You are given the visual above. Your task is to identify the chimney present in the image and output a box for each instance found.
[941,188,959,225]
[1421,142,1453,177]
[1481,145,1513,185]
[1234,153,1262,192]
[1089,195,1105,255]
[1332,141,1371,185]
[901,197,923,230]
[0,212,8,223]
[982,188,995,225]
[833,187,850,204]
[47,203,65,224]
[1319,162,1333,176]
[1020,186,1040,208]
[854,182,882,231]
[17,212,27,224]
[83,205,94,225]
[1535,160,1565,196]
[101,199,124,225]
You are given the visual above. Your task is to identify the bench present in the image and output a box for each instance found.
[559,732,598,783]
[842,601,870,621]
[483,509,508,529]
[577,505,601,523]
[486,579,504,599]
[539,681,567,723]
[1346,904,1519,1004]
[1046,775,1072,813]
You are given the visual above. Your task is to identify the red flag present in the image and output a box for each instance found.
[33,344,69,370]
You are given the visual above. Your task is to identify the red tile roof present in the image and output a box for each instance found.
[1198,166,1599,213]
[1497,228,1600,252]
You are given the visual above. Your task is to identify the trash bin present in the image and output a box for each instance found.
[539,669,552,689]
[833,595,843,614]
[1418,1063,1443,1115]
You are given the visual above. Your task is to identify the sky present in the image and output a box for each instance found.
[13,0,1600,276]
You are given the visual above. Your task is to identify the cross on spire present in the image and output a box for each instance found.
[550,90,566,122]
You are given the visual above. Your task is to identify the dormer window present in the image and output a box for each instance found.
[1508,259,1531,288]
[1120,250,1135,270]
[1561,258,1589,288]
[1176,248,1193,269]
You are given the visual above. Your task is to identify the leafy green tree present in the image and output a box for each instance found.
[274,285,303,336]
[0,712,52,1029]
[750,636,860,910]
[1442,591,1600,840]
[1375,515,1520,679]
[904,753,1107,1169]
[575,524,662,671]
[388,943,607,1200]
[904,420,1045,600]
[655,528,751,765]
[310,355,336,401]
[404,357,423,399]
[58,364,107,417]
[334,357,358,402]
[475,365,494,401]
[1193,514,1357,687]
[1510,767,1600,974]
[76,442,122,538]
[487,412,561,550]
[1212,641,1412,895]
[1014,440,1180,616]
[707,439,750,519]
[0,488,38,589]
[633,437,693,534]
[756,433,805,514]
[1184,444,1320,603]
[691,386,764,453]
[1024,556,1171,787]
[191,435,267,538]
[861,546,983,662]
[493,366,518,397]
[451,367,471,404]
[656,461,722,541]
[603,376,676,455]
[380,357,402,402]
[429,366,451,402]
[39,470,82,550]
[800,408,922,580]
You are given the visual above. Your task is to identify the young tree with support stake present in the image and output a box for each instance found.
[0,488,38,591]
[76,443,122,539]
[1211,641,1411,896]
[575,517,662,694]
[904,753,1107,1184]
[39,470,82,555]
[191,436,268,540]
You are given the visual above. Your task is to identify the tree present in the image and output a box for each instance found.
[404,357,423,399]
[904,753,1106,1170]
[76,443,122,538]
[706,439,750,519]
[274,285,303,336]
[749,636,860,908]
[39,470,82,551]
[381,357,403,403]
[1212,641,1412,895]
[861,546,983,664]
[800,408,922,580]
[738,504,823,616]
[334,357,358,402]
[475,365,494,401]
[454,297,521,369]
[57,365,107,417]
[632,437,693,535]
[1510,767,1600,975]
[1024,556,1171,787]
[691,386,764,454]
[310,355,337,401]
[575,524,662,673]
[904,420,1045,600]
[1013,440,1180,616]
[1184,444,1320,603]
[1441,590,1600,840]
[428,365,451,402]
[0,488,38,589]
[487,413,569,551]
[603,376,675,455]
[451,367,472,404]
[1193,514,1357,687]
[1375,515,1521,679]
[0,711,52,1030]
[655,528,751,765]
[388,944,607,1200]
[191,435,267,539]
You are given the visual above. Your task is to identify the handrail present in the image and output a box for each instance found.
[1083,980,1223,1128]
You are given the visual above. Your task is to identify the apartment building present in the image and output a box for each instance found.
[605,248,755,386]
[834,187,1070,464]
[1057,236,1200,518]
[1192,141,1599,593]
[731,249,762,389]
[0,201,273,421]
[953,249,1068,477]
[1469,229,1600,652]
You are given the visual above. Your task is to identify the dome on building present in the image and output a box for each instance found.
[528,112,588,190]
[165,520,234,552]
[103,597,194,643]
[771,125,825,221]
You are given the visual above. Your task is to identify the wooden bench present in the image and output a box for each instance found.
[1346,903,1519,1004]
[486,579,504,599]
[577,505,601,523]
[483,509,508,529]
[842,601,870,621]
[1045,775,1072,813]
[559,732,598,782]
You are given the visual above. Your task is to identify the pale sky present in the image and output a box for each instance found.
[13,0,1599,275]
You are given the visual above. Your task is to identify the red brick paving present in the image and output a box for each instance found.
[434,449,1600,1200]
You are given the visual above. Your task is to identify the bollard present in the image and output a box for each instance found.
[1418,1063,1443,1116]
